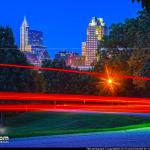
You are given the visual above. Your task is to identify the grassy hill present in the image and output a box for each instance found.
[3,112,150,138]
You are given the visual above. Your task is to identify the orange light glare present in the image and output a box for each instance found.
[108,79,113,84]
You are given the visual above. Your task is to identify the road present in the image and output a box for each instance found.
[1,128,150,148]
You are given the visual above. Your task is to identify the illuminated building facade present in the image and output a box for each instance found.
[66,52,81,67]
[20,17,32,52]
[20,17,50,66]
[82,42,86,57]
[85,17,106,66]
[54,51,83,67]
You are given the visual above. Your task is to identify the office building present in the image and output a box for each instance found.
[85,17,106,66]
[20,17,50,66]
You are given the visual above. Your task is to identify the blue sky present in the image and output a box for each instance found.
[0,0,141,58]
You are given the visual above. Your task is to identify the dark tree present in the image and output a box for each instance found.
[132,0,150,12]
[0,27,36,92]
[42,59,99,95]
[0,27,38,126]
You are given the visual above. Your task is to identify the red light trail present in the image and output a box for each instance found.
[0,63,150,81]
[0,104,150,113]
[0,92,150,104]
[0,92,150,113]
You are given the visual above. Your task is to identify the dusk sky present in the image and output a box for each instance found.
[0,0,141,58]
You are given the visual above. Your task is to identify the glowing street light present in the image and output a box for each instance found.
[108,79,113,84]
[97,65,121,94]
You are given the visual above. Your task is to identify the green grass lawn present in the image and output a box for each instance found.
[3,112,150,138]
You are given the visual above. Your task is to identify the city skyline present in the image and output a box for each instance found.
[20,16,106,67]
[0,0,141,58]
[20,17,50,66]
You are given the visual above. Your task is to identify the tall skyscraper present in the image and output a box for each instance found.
[85,17,106,66]
[20,17,50,66]
[20,17,32,52]
[82,42,86,57]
